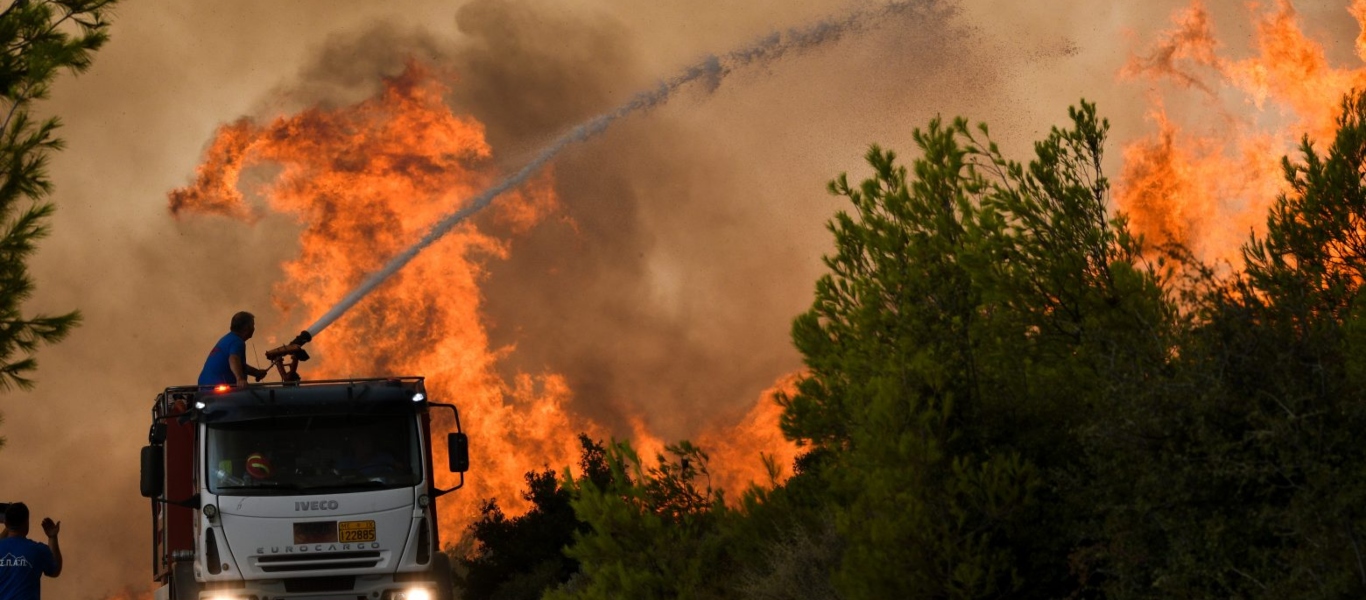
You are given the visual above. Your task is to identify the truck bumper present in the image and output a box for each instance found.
[194,575,439,599]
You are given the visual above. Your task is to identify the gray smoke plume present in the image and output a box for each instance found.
[305,0,936,338]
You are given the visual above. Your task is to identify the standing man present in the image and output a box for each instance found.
[0,502,61,598]
[198,311,269,387]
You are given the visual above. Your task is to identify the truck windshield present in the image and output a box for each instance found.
[206,413,422,495]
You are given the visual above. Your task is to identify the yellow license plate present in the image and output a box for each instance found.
[338,520,376,543]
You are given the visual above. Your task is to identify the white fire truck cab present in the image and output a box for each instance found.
[140,377,468,600]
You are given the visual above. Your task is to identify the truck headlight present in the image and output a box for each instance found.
[392,589,432,600]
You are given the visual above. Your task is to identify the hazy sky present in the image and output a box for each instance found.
[1,0,1360,595]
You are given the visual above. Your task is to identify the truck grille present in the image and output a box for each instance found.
[254,550,381,572]
[284,575,356,592]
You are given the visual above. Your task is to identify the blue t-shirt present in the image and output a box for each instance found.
[198,332,247,386]
[0,536,56,599]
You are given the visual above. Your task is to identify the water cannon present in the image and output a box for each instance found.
[263,330,312,382]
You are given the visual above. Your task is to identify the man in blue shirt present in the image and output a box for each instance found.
[198,311,269,387]
[0,503,61,599]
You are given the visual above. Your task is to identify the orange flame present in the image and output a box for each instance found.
[96,585,155,600]
[699,374,802,497]
[1356,0,1366,62]
[1118,0,1366,264]
[170,61,592,536]
[170,60,793,541]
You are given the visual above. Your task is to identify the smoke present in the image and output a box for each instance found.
[460,0,973,438]
[303,0,950,340]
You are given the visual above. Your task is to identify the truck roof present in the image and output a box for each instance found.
[155,377,429,423]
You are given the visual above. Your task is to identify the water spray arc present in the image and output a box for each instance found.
[303,0,929,340]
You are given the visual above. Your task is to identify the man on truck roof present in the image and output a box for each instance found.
[198,311,269,388]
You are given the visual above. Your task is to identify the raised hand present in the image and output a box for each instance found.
[40,518,59,538]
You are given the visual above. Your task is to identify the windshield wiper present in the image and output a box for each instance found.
[216,481,303,490]
[314,473,423,489]
[302,480,401,491]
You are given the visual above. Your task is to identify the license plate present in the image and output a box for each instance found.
[294,521,337,544]
[338,520,376,543]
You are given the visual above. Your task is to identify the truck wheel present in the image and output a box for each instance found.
[170,561,199,600]
[432,552,455,600]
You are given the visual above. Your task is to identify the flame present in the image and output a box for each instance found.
[169,60,791,542]
[170,60,592,536]
[96,585,155,600]
[698,374,802,497]
[626,412,668,467]
[1356,0,1366,61]
[1118,0,1366,263]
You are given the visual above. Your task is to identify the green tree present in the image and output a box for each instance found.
[0,0,115,391]
[781,102,1177,599]
[457,434,612,600]
[730,450,844,600]
[548,440,734,600]
[538,94,1366,599]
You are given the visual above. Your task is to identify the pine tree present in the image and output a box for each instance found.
[457,435,613,600]
[548,440,733,600]
[0,0,116,391]
[781,103,1176,599]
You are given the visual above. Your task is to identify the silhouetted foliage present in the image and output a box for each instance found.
[514,91,1366,600]
[1079,90,1366,599]
[456,434,611,600]
[0,0,116,392]
[548,439,737,600]
[773,100,1180,600]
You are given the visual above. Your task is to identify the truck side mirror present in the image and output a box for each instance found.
[447,433,469,473]
[140,445,164,498]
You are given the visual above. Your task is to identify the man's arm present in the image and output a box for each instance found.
[231,349,269,383]
[229,354,248,386]
[41,518,61,578]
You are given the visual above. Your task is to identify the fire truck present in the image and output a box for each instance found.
[140,376,468,600]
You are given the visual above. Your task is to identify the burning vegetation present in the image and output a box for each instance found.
[1118,0,1366,263]
[167,60,798,542]
[144,0,1366,598]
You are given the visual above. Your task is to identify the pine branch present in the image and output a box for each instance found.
[0,0,117,392]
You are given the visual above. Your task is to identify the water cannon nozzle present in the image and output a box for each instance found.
[266,331,312,361]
